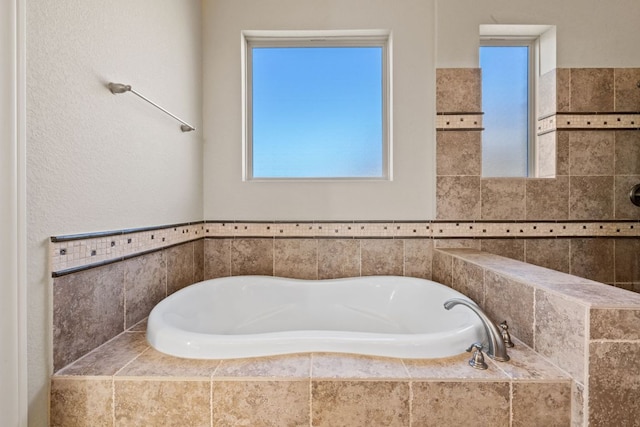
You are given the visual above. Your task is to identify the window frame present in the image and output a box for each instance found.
[241,30,392,181]
[480,36,538,177]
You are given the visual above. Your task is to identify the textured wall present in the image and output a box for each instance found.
[26,1,202,424]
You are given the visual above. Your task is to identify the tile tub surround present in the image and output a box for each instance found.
[435,248,640,426]
[51,327,571,427]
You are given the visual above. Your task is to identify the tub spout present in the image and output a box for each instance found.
[444,298,510,362]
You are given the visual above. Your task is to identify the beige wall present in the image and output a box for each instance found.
[26,1,203,424]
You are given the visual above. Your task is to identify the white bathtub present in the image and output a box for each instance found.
[146,275,485,360]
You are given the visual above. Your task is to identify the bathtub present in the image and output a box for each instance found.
[146,275,485,360]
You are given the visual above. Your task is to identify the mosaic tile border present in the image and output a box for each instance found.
[537,113,640,135]
[436,113,484,131]
[50,220,639,276]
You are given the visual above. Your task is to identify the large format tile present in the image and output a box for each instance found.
[569,68,614,112]
[525,177,570,220]
[50,378,113,427]
[436,68,481,112]
[614,68,640,111]
[436,130,481,176]
[317,239,361,279]
[204,238,231,279]
[123,250,166,328]
[231,238,274,276]
[436,176,481,220]
[403,239,433,279]
[568,131,614,176]
[360,239,403,276]
[569,176,614,220]
[481,178,526,220]
[512,382,572,427]
[166,241,195,294]
[274,238,318,279]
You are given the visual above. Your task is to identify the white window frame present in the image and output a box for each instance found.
[241,30,392,181]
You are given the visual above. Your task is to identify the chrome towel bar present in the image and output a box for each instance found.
[108,82,196,132]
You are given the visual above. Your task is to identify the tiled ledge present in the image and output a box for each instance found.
[50,220,640,276]
[51,324,571,426]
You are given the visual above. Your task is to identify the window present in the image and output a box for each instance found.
[480,40,535,177]
[243,31,390,180]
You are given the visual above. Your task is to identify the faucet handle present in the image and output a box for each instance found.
[499,321,515,348]
[466,342,488,370]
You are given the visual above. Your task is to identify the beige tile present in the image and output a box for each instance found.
[403,239,433,279]
[569,176,614,220]
[231,238,274,276]
[512,382,572,427]
[569,131,614,176]
[536,131,557,178]
[481,178,526,220]
[570,68,614,112]
[124,250,166,329]
[436,68,481,113]
[436,130,481,176]
[590,308,640,340]
[484,271,534,346]
[193,238,204,282]
[311,353,408,379]
[615,175,640,219]
[213,380,309,427]
[436,176,481,220]
[556,132,570,175]
[115,379,210,426]
[273,238,318,279]
[412,381,510,426]
[572,381,585,427]
[570,238,614,283]
[116,347,220,378]
[589,341,640,426]
[480,239,525,262]
[50,378,113,427]
[534,290,587,382]
[58,332,148,376]
[317,238,360,279]
[614,238,640,284]
[214,354,311,379]
[489,339,570,381]
[614,68,640,112]
[127,318,147,332]
[524,239,571,273]
[166,242,195,295]
[615,130,640,175]
[526,177,569,220]
[556,69,571,112]
[451,257,484,305]
[432,250,453,287]
[538,69,557,117]
[433,238,480,250]
[204,238,231,279]
[312,380,409,427]
[361,239,403,276]
[53,262,125,371]
[404,352,508,380]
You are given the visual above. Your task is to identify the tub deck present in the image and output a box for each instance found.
[51,319,571,426]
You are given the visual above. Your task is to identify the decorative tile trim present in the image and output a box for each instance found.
[436,113,484,130]
[537,113,640,135]
[50,220,639,276]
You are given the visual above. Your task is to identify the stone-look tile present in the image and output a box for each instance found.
[115,379,210,427]
[572,381,585,427]
[204,238,231,279]
[570,238,614,284]
[127,318,147,332]
[436,68,481,113]
[570,68,614,112]
[512,382,572,427]
[312,381,409,427]
[412,381,510,426]
[213,380,309,427]
[123,251,166,329]
[312,353,408,379]
[536,131,557,178]
[53,262,124,371]
[614,68,640,111]
[436,176,481,220]
[556,132,570,176]
[361,239,403,276]
[231,238,274,276]
[436,131,481,176]
[166,242,195,294]
[490,339,571,380]
[317,239,360,279]
[524,239,571,274]
[274,239,318,279]
[481,178,526,220]
[526,177,569,220]
[589,341,640,426]
[614,238,640,284]
[215,354,310,378]
[569,131,614,176]
[432,250,453,287]
[569,176,614,220]
[590,308,640,340]
[403,239,433,279]
[193,238,204,282]
[433,239,480,250]
[403,352,509,380]
[483,271,534,347]
[451,258,484,305]
[538,69,557,117]
[615,175,640,219]
[556,68,571,113]
[50,378,113,427]
[480,239,525,262]
[57,332,148,376]
[615,130,640,175]
[117,347,220,378]
[534,290,587,382]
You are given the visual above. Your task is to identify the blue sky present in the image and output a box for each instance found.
[251,46,383,178]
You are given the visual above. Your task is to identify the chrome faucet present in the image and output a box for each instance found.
[444,298,510,362]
